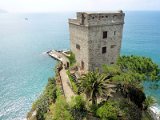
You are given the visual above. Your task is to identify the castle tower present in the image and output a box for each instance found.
[69,11,125,72]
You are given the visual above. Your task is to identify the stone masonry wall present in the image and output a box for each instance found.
[69,11,125,72]
[69,23,89,71]
[88,24,123,71]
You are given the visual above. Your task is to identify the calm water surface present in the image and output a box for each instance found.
[0,12,159,120]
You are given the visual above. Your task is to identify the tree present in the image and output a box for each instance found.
[117,55,160,81]
[108,69,146,108]
[78,71,116,105]
[116,56,160,108]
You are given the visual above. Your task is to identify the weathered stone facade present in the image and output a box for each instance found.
[69,11,125,72]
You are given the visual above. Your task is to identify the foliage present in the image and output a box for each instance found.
[67,51,76,66]
[96,98,152,120]
[78,71,116,105]
[143,96,156,109]
[32,94,49,120]
[31,77,57,120]
[96,101,120,120]
[89,104,99,115]
[56,85,63,97]
[28,55,159,120]
[102,56,160,109]
[102,64,121,77]
[53,96,74,120]
[66,70,78,93]
[111,71,144,86]
[70,95,87,120]
[45,104,55,120]
[70,95,86,110]
[117,55,160,81]
[118,98,142,120]
[46,78,57,102]
[102,64,145,89]
[106,69,146,108]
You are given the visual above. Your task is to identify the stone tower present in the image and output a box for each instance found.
[69,10,125,72]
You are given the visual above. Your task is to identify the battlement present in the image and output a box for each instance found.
[69,10,125,26]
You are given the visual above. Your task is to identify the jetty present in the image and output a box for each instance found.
[47,50,63,61]
[47,50,70,66]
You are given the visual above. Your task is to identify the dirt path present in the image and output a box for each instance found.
[60,67,75,102]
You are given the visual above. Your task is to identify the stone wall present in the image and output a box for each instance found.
[69,11,125,72]
[69,23,89,71]
[88,24,123,71]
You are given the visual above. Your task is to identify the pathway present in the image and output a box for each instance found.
[47,49,75,101]
[60,67,75,102]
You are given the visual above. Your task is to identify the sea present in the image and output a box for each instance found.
[0,11,160,120]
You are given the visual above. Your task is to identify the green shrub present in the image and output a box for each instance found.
[31,77,57,120]
[53,96,74,120]
[70,95,87,120]
[89,104,99,115]
[46,77,57,102]
[72,82,78,93]
[67,51,76,66]
[56,85,63,97]
[96,101,119,120]
[70,95,86,110]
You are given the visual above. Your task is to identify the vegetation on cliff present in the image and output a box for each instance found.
[67,51,76,66]
[78,71,116,105]
[66,70,78,93]
[27,55,159,120]
[27,77,57,120]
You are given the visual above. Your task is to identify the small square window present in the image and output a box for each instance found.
[102,47,106,54]
[110,62,114,64]
[76,44,80,50]
[111,45,116,48]
[103,31,107,39]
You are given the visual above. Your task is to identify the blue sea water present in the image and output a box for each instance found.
[0,11,160,120]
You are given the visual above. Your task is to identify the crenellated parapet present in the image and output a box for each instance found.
[69,10,125,26]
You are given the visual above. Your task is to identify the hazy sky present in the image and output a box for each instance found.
[0,0,160,13]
